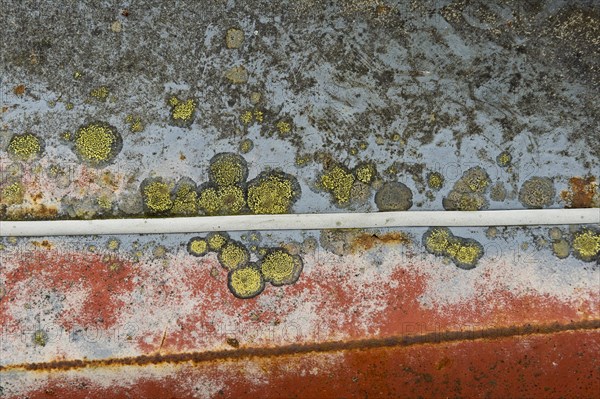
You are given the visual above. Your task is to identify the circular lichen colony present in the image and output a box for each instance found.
[571,228,600,262]
[247,171,301,214]
[496,151,512,167]
[427,171,444,191]
[217,240,250,270]
[141,177,173,214]
[443,167,491,211]
[260,248,303,286]
[375,182,413,211]
[198,184,246,215]
[168,96,197,127]
[208,153,248,187]
[73,122,122,167]
[7,133,44,161]
[228,264,265,299]
[518,177,555,209]
[423,227,453,256]
[187,237,208,257]
[353,162,377,184]
[207,232,229,251]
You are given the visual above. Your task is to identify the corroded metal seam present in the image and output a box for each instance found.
[2,320,598,372]
[1,208,599,236]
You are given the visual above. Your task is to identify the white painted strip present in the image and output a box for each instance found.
[1,209,598,237]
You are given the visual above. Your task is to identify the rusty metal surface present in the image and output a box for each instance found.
[1,0,599,398]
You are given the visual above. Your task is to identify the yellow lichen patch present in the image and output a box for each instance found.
[225,65,248,84]
[141,178,173,213]
[207,232,229,251]
[427,171,444,190]
[187,237,208,257]
[496,151,512,167]
[247,171,301,214]
[240,110,253,124]
[73,122,122,167]
[1,181,24,206]
[208,153,248,187]
[106,238,120,251]
[260,249,303,286]
[198,185,245,215]
[125,114,145,133]
[97,195,113,210]
[171,179,198,215]
[353,162,377,184]
[276,120,292,135]
[423,227,483,269]
[239,138,254,154]
[320,164,355,206]
[253,110,264,123]
[228,265,264,299]
[423,227,452,255]
[168,96,197,126]
[572,228,600,262]
[7,133,43,161]
[218,241,250,271]
[90,86,109,101]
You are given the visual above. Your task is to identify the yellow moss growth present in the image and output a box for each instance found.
[7,133,43,160]
[218,241,250,270]
[572,229,600,262]
[320,164,355,205]
[260,249,302,286]
[142,179,173,213]
[228,266,264,299]
[247,172,300,214]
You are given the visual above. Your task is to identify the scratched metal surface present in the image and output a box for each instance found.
[1,0,599,398]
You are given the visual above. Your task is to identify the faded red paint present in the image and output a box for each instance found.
[16,329,600,399]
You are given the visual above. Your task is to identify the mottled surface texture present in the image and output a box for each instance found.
[0,0,599,398]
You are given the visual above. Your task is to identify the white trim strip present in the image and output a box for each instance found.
[1,209,598,237]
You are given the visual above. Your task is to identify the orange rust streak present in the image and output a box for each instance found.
[561,176,598,208]
[351,231,411,252]
[1,320,598,373]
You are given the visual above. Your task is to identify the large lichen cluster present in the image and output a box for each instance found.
[185,234,303,299]
[247,171,301,214]
[571,228,600,262]
[318,161,380,208]
[141,177,173,214]
[443,167,491,211]
[72,122,122,167]
[168,96,197,127]
[423,227,484,269]
[7,133,44,161]
[518,177,555,209]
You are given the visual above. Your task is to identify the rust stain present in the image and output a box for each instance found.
[1,320,597,373]
[351,231,411,252]
[4,203,58,220]
[13,84,26,95]
[31,239,53,250]
[561,176,599,208]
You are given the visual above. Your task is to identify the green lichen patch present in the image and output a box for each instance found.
[375,181,413,211]
[247,171,301,214]
[7,133,44,161]
[73,122,122,167]
[140,177,174,214]
[260,248,303,286]
[208,152,248,187]
[228,264,264,299]
[518,177,555,209]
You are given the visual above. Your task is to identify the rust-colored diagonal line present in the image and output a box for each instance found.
[2,320,598,373]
